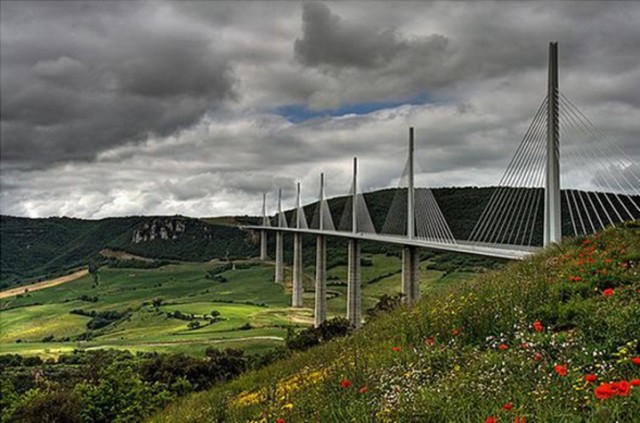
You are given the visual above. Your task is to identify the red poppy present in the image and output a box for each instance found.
[513,417,526,423]
[451,329,460,336]
[631,357,640,365]
[502,402,514,411]
[277,419,286,423]
[533,352,543,362]
[532,320,544,333]
[584,374,597,383]
[602,288,614,297]
[392,346,401,352]
[554,364,568,377]
[425,337,435,346]
[519,343,529,350]
[358,386,368,394]
[340,379,352,388]
[595,383,617,400]
[499,343,508,351]
[630,379,640,387]
[484,417,497,423]
[613,380,630,396]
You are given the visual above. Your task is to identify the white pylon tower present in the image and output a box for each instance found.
[314,173,327,327]
[260,193,268,261]
[292,183,304,307]
[274,189,285,283]
[402,127,420,305]
[346,157,362,328]
[544,41,561,246]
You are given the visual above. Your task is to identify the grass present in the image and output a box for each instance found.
[151,225,640,422]
[1,253,460,358]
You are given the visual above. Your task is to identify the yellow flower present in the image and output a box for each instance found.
[282,403,294,411]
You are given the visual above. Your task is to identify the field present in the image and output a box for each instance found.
[0,253,457,358]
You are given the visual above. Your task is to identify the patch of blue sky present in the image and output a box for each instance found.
[276,93,432,123]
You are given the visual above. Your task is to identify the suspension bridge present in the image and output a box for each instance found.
[242,43,640,329]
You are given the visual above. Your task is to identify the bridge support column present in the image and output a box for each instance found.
[260,230,268,261]
[292,233,303,307]
[346,239,361,329]
[314,235,327,327]
[275,232,284,283]
[402,246,420,306]
[544,41,561,246]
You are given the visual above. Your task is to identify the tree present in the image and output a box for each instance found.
[88,262,100,285]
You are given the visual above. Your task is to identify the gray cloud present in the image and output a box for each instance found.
[294,2,405,69]
[1,1,639,219]
[1,1,235,167]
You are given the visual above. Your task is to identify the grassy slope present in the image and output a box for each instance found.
[0,254,460,358]
[153,225,640,422]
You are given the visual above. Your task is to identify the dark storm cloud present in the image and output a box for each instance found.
[0,1,235,166]
[294,2,405,69]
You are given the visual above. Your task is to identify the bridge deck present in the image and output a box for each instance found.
[242,226,539,260]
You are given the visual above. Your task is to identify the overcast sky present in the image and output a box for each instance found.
[1,1,639,219]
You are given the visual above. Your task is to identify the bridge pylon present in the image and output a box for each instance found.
[402,127,420,306]
[314,173,327,327]
[260,193,268,261]
[274,189,285,284]
[346,158,362,329]
[544,41,561,246]
[292,183,304,307]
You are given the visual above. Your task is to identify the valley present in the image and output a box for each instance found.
[0,254,472,358]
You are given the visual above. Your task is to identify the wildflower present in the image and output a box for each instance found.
[584,374,597,383]
[630,379,640,387]
[277,419,286,423]
[595,383,617,400]
[602,288,614,297]
[613,380,630,396]
[392,346,401,352]
[340,379,352,388]
[485,417,497,423]
[554,364,568,377]
[282,403,293,411]
[519,343,529,350]
[502,402,514,411]
[358,386,368,394]
[451,329,460,336]
[533,352,543,362]
[631,357,640,366]
[425,337,436,346]
[513,417,526,423]
[532,320,544,333]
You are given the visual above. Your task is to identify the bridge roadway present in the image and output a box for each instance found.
[242,225,538,260]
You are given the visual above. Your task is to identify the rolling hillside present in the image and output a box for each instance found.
[154,223,640,422]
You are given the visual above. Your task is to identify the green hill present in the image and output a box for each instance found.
[0,215,257,290]
[153,224,640,422]
[3,187,636,291]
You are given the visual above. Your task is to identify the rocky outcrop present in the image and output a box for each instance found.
[131,218,189,243]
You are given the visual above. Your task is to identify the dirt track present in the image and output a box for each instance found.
[0,269,89,299]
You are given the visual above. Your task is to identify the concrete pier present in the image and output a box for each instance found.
[402,245,420,306]
[260,230,268,261]
[275,232,284,283]
[292,233,303,307]
[346,239,361,329]
[314,235,327,327]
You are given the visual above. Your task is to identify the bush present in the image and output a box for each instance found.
[10,388,83,423]
[286,318,352,351]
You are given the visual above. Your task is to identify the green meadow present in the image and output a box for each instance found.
[0,253,458,358]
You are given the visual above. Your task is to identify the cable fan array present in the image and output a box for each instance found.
[470,93,639,247]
